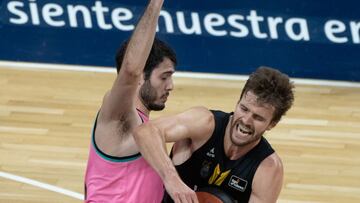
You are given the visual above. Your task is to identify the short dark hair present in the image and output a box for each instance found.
[115,38,177,80]
[240,66,294,123]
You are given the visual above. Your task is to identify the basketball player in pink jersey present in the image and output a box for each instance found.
[84,0,197,202]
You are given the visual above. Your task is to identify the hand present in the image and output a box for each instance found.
[163,173,199,203]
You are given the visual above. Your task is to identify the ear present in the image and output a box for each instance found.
[266,121,278,131]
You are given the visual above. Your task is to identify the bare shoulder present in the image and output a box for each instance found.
[255,153,283,183]
[250,152,283,202]
[260,153,283,170]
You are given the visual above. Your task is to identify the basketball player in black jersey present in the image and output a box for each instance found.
[134,67,294,203]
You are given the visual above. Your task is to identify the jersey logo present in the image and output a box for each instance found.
[200,161,212,178]
[208,164,231,186]
[206,147,215,158]
[228,175,247,192]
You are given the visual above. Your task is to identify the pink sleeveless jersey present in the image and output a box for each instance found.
[84,110,164,202]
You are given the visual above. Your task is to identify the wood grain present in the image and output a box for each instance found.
[0,67,360,202]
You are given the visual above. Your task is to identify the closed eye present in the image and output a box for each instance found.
[160,72,173,80]
[253,114,265,122]
[240,105,248,112]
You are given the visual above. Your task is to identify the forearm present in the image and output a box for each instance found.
[133,123,179,182]
[122,0,164,75]
[107,0,164,116]
[134,114,201,202]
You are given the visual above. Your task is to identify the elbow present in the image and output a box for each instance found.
[133,123,160,142]
[133,124,147,142]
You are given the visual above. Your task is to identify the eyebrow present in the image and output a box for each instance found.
[241,104,266,120]
[161,70,175,75]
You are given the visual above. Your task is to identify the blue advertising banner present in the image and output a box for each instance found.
[0,0,359,81]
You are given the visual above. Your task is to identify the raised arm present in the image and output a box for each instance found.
[101,0,164,121]
[249,153,284,203]
[133,106,215,203]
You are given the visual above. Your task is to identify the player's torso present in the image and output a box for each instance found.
[85,110,164,202]
[173,111,274,202]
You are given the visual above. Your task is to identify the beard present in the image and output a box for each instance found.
[229,116,262,147]
[140,80,165,111]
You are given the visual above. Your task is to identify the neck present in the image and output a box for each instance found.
[135,97,150,117]
[224,117,260,160]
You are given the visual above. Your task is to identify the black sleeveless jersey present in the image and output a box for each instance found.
[163,110,275,203]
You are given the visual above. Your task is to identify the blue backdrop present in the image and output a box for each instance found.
[1,0,359,81]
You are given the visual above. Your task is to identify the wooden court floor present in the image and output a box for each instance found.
[0,66,360,202]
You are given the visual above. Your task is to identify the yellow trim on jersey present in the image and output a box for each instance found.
[208,164,231,186]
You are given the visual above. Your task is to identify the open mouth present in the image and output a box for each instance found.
[236,123,252,136]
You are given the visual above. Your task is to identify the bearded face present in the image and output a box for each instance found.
[229,91,276,147]
[139,57,174,111]
[140,79,167,111]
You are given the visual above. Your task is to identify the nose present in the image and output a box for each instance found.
[166,78,174,91]
[241,113,252,126]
